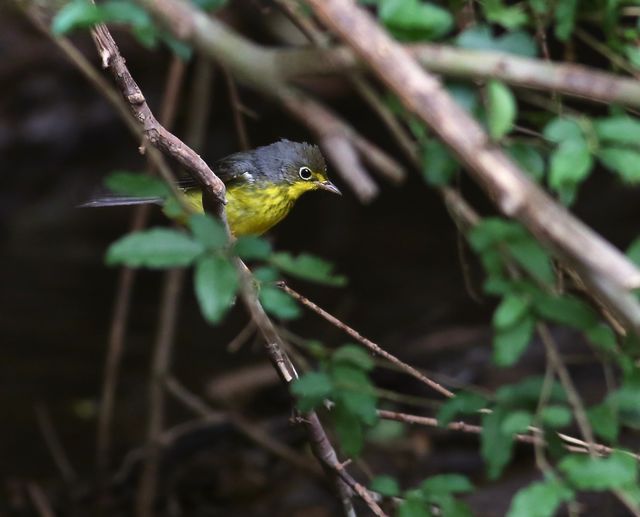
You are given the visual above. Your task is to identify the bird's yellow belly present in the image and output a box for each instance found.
[182,185,294,236]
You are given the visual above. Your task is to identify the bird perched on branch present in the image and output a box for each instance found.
[84,140,341,236]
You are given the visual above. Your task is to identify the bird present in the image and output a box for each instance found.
[84,140,341,236]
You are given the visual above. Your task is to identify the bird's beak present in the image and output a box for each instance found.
[317,180,342,195]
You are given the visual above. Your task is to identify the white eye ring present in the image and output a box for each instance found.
[299,166,313,180]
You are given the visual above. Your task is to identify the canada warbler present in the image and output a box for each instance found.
[86,140,341,236]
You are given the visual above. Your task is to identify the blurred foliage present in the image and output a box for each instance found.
[50,0,640,514]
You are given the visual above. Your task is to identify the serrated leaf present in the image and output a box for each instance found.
[494,294,531,330]
[421,139,457,186]
[507,478,574,517]
[333,401,365,455]
[501,410,533,434]
[233,236,272,260]
[507,143,545,181]
[558,451,637,490]
[188,214,228,250]
[437,392,487,426]
[194,255,237,324]
[105,171,169,198]
[291,371,333,412]
[599,147,640,183]
[379,0,453,41]
[270,252,346,286]
[106,228,203,268]
[259,285,301,320]
[332,345,375,371]
[594,116,640,145]
[487,80,516,140]
[370,475,400,497]
[421,474,474,495]
[493,313,535,366]
[482,408,514,479]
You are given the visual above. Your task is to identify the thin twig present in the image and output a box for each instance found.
[26,483,56,517]
[279,282,454,398]
[222,65,250,151]
[34,405,77,485]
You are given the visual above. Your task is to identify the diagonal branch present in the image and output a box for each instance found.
[304,0,640,333]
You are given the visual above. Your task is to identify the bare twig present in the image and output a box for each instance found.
[279,282,454,398]
[34,405,77,485]
[26,483,56,517]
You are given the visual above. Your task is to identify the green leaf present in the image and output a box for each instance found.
[331,364,378,425]
[367,419,405,442]
[456,25,537,57]
[482,408,514,479]
[496,376,566,405]
[259,285,301,320]
[588,401,619,442]
[469,218,525,252]
[627,236,640,266]
[558,451,638,490]
[493,313,535,366]
[625,46,640,69]
[507,478,574,517]
[507,143,545,181]
[482,0,528,30]
[494,294,531,330]
[594,116,640,145]
[599,147,640,183]
[501,410,533,434]
[253,266,279,283]
[370,475,400,497]
[104,171,169,198]
[543,118,583,143]
[507,237,555,285]
[398,493,430,517]
[533,294,598,330]
[191,0,227,10]
[548,139,593,203]
[421,139,457,186]
[379,0,453,41]
[487,80,517,140]
[270,252,346,286]
[421,474,474,495]
[291,372,333,412]
[540,405,572,428]
[332,345,375,371]
[52,0,101,34]
[106,228,203,268]
[194,255,237,324]
[585,324,617,353]
[554,0,577,41]
[333,401,365,455]
[437,392,487,426]
[233,236,272,260]
[188,214,228,250]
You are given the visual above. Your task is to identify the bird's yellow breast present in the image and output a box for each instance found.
[182,181,314,236]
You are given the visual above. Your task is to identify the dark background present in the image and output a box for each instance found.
[2,3,640,515]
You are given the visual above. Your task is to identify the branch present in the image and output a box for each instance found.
[304,0,640,332]
[89,23,226,212]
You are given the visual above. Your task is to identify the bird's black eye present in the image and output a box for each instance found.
[298,166,313,180]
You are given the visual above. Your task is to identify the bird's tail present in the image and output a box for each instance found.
[79,195,163,208]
